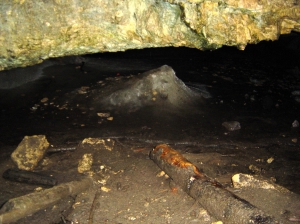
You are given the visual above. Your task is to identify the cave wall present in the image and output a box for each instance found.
[0,0,299,71]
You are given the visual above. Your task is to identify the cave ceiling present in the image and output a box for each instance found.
[0,0,300,71]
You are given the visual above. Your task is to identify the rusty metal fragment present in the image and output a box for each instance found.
[150,144,275,224]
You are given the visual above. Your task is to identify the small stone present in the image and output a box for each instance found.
[267,157,274,164]
[222,121,241,131]
[101,186,111,192]
[77,86,89,94]
[291,90,300,96]
[78,153,93,173]
[292,120,299,128]
[34,187,43,192]
[77,89,87,94]
[97,112,110,117]
[156,171,166,177]
[249,164,262,174]
[292,138,297,143]
[40,97,48,103]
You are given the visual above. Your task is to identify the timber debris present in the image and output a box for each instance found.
[150,144,275,224]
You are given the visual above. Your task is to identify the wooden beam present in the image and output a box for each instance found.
[150,144,275,224]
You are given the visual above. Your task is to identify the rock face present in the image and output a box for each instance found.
[0,0,299,71]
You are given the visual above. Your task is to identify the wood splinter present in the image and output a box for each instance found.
[150,144,275,224]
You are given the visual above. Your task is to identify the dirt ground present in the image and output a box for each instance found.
[0,35,300,223]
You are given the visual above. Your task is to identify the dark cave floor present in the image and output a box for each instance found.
[0,35,300,223]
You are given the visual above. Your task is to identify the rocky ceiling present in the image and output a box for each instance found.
[0,0,300,71]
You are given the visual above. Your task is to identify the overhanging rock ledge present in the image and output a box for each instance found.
[0,0,299,71]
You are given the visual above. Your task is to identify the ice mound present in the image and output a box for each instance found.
[99,65,202,111]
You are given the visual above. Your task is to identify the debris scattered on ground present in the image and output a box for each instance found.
[292,120,299,128]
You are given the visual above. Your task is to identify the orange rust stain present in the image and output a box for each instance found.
[153,144,204,178]
[171,186,178,193]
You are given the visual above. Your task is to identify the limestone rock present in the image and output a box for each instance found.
[78,153,93,174]
[11,135,50,171]
[81,138,115,151]
[0,0,299,70]
[232,173,290,193]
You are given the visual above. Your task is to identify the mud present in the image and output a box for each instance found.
[0,35,300,223]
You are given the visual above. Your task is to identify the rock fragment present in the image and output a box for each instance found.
[40,97,48,103]
[97,112,110,117]
[232,173,291,193]
[222,121,241,131]
[292,120,299,128]
[11,135,49,171]
[81,138,115,151]
[78,153,93,174]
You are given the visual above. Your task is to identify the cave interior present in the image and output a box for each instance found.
[0,32,300,223]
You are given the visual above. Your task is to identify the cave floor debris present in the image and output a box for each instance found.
[0,39,300,223]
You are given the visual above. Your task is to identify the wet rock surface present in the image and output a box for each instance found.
[0,39,300,223]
